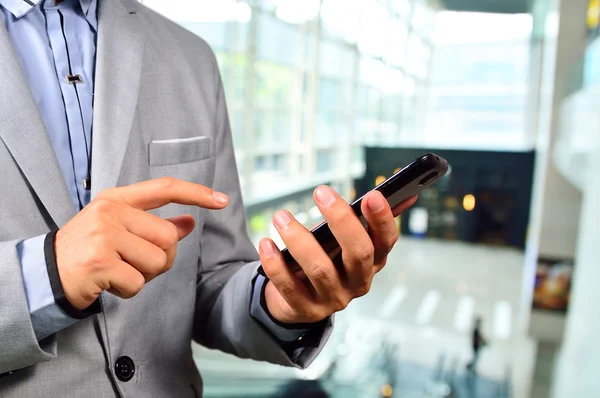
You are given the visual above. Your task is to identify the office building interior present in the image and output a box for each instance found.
[139,0,600,397]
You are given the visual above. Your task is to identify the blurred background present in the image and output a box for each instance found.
[139,0,599,397]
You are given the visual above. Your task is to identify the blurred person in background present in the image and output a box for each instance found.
[466,316,488,373]
[0,0,416,396]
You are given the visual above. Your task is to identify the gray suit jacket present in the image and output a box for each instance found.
[0,0,331,396]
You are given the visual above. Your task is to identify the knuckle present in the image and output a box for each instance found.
[87,222,107,238]
[90,198,116,216]
[302,306,326,322]
[123,274,145,298]
[374,254,388,267]
[277,281,297,300]
[155,176,175,188]
[165,222,180,246]
[156,221,179,249]
[157,250,169,268]
[149,250,169,273]
[95,188,115,200]
[132,274,145,293]
[82,247,109,270]
[386,231,399,249]
[80,289,100,304]
[352,243,375,265]
[263,262,283,281]
[308,261,334,281]
[89,231,113,253]
[164,258,176,272]
[354,282,371,298]
[332,294,350,312]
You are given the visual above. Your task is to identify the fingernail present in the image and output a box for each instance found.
[368,193,386,212]
[274,210,293,228]
[315,186,336,207]
[213,191,229,205]
[260,239,276,257]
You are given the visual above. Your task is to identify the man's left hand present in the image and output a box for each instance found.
[259,186,417,325]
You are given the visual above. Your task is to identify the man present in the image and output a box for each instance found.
[466,316,488,373]
[0,0,416,396]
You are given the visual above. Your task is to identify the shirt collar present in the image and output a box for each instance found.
[80,0,91,14]
[0,0,96,19]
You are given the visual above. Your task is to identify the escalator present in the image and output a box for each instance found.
[197,322,513,398]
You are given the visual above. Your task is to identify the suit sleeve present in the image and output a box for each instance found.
[0,239,57,375]
[192,62,332,369]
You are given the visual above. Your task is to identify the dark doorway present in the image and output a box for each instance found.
[474,189,515,246]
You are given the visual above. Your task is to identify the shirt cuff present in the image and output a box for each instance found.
[250,274,309,343]
[17,235,78,341]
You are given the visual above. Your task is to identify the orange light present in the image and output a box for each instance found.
[463,194,476,212]
[375,175,387,186]
[394,167,402,174]
[349,188,357,201]
[381,384,393,397]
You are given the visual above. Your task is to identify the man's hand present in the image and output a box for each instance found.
[55,177,229,310]
[259,186,417,324]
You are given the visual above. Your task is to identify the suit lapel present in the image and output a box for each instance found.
[91,0,145,198]
[0,23,76,227]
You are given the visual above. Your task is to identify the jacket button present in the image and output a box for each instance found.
[115,356,135,382]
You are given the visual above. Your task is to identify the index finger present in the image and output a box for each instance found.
[107,177,229,211]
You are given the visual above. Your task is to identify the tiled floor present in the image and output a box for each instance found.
[195,238,537,398]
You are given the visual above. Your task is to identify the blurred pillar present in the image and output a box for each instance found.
[535,0,585,262]
[550,144,600,397]
[524,0,600,395]
[521,0,587,339]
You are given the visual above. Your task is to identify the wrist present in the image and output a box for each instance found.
[45,231,102,318]
[262,280,329,329]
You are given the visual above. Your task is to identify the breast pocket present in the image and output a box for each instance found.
[146,137,214,283]
[148,135,215,189]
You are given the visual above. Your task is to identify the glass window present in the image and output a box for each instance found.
[419,12,531,149]
[411,3,428,31]
[255,111,294,150]
[359,57,385,88]
[385,18,409,67]
[217,53,247,104]
[257,14,302,66]
[142,0,441,220]
[316,149,334,172]
[357,0,389,58]
[253,154,288,172]
[142,0,251,21]
[254,155,268,171]
[406,34,428,77]
[319,41,355,80]
[390,0,412,18]
[180,22,227,50]
[255,62,299,108]
[315,112,337,147]
[321,0,361,43]
[273,0,320,25]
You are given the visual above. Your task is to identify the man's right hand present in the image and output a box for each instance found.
[55,177,230,310]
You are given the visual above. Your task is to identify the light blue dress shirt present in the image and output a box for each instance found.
[1,0,305,343]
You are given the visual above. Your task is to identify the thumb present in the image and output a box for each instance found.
[166,214,196,240]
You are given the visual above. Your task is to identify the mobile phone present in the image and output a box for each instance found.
[257,153,449,277]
